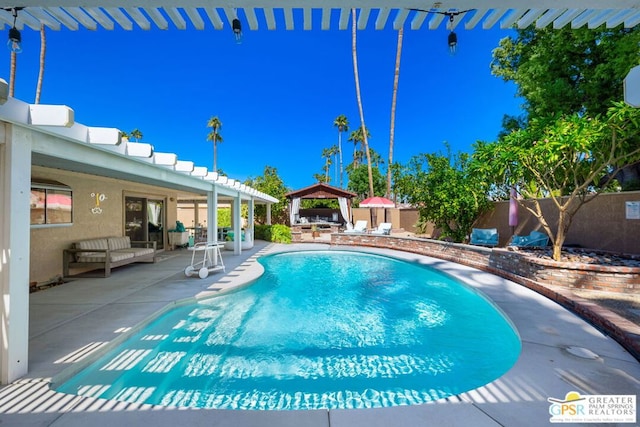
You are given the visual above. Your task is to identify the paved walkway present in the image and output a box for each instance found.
[1,241,638,426]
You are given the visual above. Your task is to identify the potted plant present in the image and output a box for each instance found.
[311,224,320,238]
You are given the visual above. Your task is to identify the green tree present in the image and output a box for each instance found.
[321,146,339,183]
[244,165,290,225]
[206,116,223,172]
[333,115,349,188]
[491,25,640,188]
[394,147,492,243]
[313,172,329,184]
[130,129,143,141]
[348,126,370,167]
[473,102,640,260]
[366,147,385,169]
[492,26,640,118]
[347,164,385,200]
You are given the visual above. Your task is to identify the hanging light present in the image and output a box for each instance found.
[232,18,242,44]
[446,13,457,55]
[408,8,473,55]
[6,8,22,53]
[448,31,457,54]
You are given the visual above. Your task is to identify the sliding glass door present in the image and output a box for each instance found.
[125,196,165,249]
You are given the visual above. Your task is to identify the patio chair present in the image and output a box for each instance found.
[470,228,499,247]
[344,220,368,233]
[370,222,392,235]
[509,230,549,248]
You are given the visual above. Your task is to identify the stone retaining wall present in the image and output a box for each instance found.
[331,234,640,293]
[330,232,640,360]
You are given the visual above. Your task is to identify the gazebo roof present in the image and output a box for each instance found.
[285,183,357,200]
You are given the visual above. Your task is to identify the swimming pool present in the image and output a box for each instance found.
[54,250,521,410]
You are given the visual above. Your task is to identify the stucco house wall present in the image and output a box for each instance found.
[30,166,183,284]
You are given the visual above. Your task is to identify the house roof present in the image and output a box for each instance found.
[285,182,357,199]
[0,94,278,204]
[1,2,639,33]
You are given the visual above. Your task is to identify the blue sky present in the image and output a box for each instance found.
[2,14,523,190]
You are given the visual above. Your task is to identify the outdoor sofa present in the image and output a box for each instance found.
[470,228,499,247]
[63,236,156,277]
[509,230,549,248]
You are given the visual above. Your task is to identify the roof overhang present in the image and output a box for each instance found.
[0,2,638,32]
[0,95,278,204]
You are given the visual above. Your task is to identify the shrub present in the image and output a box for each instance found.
[255,224,291,243]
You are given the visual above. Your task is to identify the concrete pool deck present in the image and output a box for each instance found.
[1,241,638,426]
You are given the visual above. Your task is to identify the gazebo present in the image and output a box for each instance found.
[285,183,357,232]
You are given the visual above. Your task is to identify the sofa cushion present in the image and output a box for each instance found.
[77,238,109,251]
[108,236,131,250]
[118,247,155,257]
[76,251,134,264]
[76,238,109,258]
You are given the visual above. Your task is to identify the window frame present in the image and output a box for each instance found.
[30,180,73,228]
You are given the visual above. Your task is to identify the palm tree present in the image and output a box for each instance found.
[34,24,46,104]
[322,145,339,183]
[119,131,129,140]
[130,129,143,141]
[9,51,16,97]
[351,8,374,198]
[367,147,385,168]
[206,116,223,172]
[333,115,349,188]
[387,27,403,198]
[348,127,370,167]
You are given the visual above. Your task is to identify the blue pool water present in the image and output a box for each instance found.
[55,250,521,410]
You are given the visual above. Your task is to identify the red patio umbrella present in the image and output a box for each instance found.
[360,196,395,227]
[359,196,396,208]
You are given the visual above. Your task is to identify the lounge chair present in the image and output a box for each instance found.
[344,220,368,233]
[370,222,392,235]
[509,230,549,248]
[470,228,499,247]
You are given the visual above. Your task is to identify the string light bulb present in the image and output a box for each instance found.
[232,18,242,44]
[6,8,22,53]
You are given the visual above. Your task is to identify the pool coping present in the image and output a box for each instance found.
[2,242,639,427]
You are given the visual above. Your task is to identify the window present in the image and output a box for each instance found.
[31,180,73,226]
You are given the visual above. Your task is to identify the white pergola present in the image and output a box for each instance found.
[1,0,639,388]
[0,1,638,32]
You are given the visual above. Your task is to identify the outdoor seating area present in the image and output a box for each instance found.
[6,241,640,427]
[509,230,550,247]
[344,220,368,233]
[370,222,392,235]
[223,230,254,250]
[470,228,499,247]
[62,236,156,278]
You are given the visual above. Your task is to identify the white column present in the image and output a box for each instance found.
[233,193,242,255]
[0,123,31,384]
[247,197,255,244]
[193,201,200,235]
[266,203,272,225]
[207,186,218,244]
